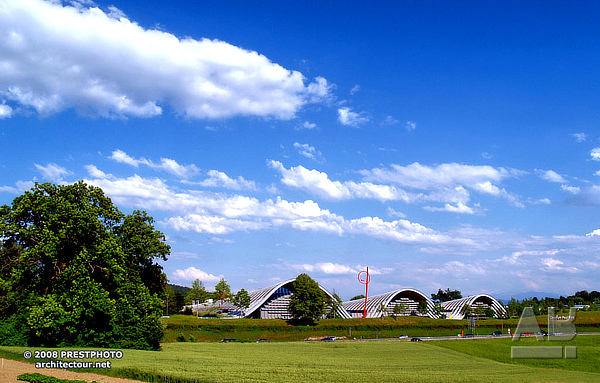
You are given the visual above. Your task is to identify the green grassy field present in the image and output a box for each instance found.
[3,337,600,383]
[162,311,600,342]
[433,335,600,374]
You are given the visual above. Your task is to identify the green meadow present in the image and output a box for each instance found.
[2,336,600,382]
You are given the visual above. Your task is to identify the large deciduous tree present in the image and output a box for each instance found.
[0,182,169,350]
[288,274,327,325]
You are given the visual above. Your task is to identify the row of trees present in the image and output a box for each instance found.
[505,291,600,317]
[166,278,251,316]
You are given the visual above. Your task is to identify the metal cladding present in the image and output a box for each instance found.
[201,280,506,320]
[242,279,351,319]
[342,288,439,318]
[441,294,507,320]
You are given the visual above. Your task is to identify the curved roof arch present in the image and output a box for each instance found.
[342,288,440,318]
[244,278,350,319]
[441,294,506,320]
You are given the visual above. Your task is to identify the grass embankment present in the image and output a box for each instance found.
[162,311,600,342]
[3,340,600,383]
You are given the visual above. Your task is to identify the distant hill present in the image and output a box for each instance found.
[169,283,191,296]
[496,291,560,304]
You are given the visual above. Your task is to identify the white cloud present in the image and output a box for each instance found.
[269,160,351,200]
[381,115,399,125]
[337,107,369,127]
[571,132,586,142]
[0,185,18,194]
[0,0,329,119]
[387,207,406,218]
[360,162,512,190]
[171,267,221,282]
[586,229,600,237]
[109,150,198,178]
[298,121,317,130]
[537,169,567,183]
[293,142,322,161]
[561,185,581,194]
[591,148,600,161]
[0,104,12,118]
[85,164,114,179]
[34,163,72,182]
[350,85,360,95]
[288,262,358,275]
[405,121,416,131]
[269,160,415,202]
[424,202,475,214]
[197,170,256,190]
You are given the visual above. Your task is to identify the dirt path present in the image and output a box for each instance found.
[0,358,143,383]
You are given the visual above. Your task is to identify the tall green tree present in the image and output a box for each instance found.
[0,182,169,350]
[214,278,231,312]
[288,274,327,325]
[186,279,209,304]
[232,288,251,317]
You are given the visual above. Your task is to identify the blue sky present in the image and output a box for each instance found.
[2,0,600,300]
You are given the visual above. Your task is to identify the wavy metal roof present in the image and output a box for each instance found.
[244,279,351,319]
[440,294,506,320]
[342,288,440,318]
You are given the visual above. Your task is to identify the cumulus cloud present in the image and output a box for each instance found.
[109,150,198,178]
[0,104,12,118]
[561,185,581,194]
[0,0,330,119]
[288,262,358,275]
[337,107,369,127]
[34,163,72,183]
[381,115,399,126]
[171,267,221,282]
[537,169,567,183]
[405,121,416,131]
[82,170,471,245]
[423,202,475,214]
[361,162,524,207]
[85,164,114,179]
[268,160,414,202]
[197,170,256,190]
[571,132,586,142]
[297,121,317,130]
[293,142,322,161]
[591,148,600,161]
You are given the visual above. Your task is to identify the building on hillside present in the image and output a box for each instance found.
[342,288,440,318]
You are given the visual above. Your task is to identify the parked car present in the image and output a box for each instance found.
[410,337,422,342]
[321,336,336,342]
[464,334,474,338]
[492,331,502,336]
[536,330,548,336]
[256,338,270,343]
[398,335,409,339]
[220,338,236,342]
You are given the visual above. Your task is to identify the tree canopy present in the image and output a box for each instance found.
[288,274,327,325]
[232,289,251,316]
[0,182,169,350]
[431,288,463,302]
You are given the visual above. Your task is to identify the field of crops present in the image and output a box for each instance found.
[3,336,600,382]
[162,311,600,342]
